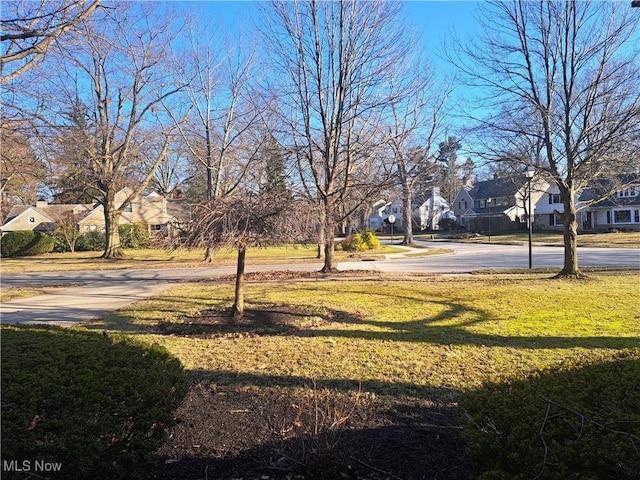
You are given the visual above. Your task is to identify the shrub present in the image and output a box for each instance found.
[1,326,189,480]
[360,229,380,249]
[119,222,150,249]
[461,351,640,480]
[52,233,71,252]
[338,229,380,252]
[0,230,54,257]
[75,230,106,251]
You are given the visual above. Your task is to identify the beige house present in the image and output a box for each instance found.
[1,189,189,235]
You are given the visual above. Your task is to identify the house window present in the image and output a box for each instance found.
[617,188,638,198]
[614,210,631,223]
[635,210,639,223]
[459,199,466,210]
[28,217,35,223]
[549,214,562,226]
[548,193,561,204]
[124,204,133,213]
[150,224,163,231]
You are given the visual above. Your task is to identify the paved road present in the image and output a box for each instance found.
[1,242,638,325]
[341,241,640,273]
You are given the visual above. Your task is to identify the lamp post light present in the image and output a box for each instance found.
[486,198,492,243]
[524,165,536,269]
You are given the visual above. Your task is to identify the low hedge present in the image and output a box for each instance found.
[461,350,640,480]
[1,230,55,257]
[1,326,189,480]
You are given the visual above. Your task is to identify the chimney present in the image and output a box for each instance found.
[35,199,48,208]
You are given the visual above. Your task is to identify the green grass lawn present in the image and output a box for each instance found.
[84,273,639,396]
[4,273,638,478]
[0,243,408,274]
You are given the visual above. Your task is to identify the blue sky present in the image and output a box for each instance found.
[197,0,480,70]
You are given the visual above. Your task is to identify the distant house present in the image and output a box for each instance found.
[0,188,190,235]
[368,188,454,232]
[453,175,550,233]
[531,183,566,230]
[413,188,455,231]
[578,179,640,232]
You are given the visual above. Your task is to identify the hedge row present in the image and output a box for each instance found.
[0,230,54,257]
[1,326,189,480]
[461,350,640,480]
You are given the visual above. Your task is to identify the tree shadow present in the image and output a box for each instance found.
[132,370,478,480]
[137,296,637,350]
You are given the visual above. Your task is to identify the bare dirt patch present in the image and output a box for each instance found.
[133,382,478,480]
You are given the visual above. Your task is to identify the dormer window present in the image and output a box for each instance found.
[617,187,638,198]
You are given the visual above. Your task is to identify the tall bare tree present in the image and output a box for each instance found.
[384,64,448,245]
[454,0,640,277]
[171,19,260,261]
[1,0,101,84]
[39,3,185,258]
[262,0,411,272]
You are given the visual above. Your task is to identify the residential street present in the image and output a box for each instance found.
[1,241,638,325]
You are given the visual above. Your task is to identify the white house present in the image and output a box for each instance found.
[368,189,454,232]
[578,180,640,232]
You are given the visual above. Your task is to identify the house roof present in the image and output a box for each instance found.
[578,176,640,208]
[468,175,526,200]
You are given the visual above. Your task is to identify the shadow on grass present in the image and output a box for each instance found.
[92,295,638,351]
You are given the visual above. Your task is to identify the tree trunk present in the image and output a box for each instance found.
[556,189,583,278]
[317,204,326,259]
[102,207,125,259]
[232,248,246,319]
[402,183,413,245]
[320,199,338,273]
[203,245,214,262]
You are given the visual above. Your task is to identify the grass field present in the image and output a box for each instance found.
[0,243,410,274]
[4,272,638,478]
[84,273,639,396]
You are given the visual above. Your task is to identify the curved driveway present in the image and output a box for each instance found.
[1,242,638,325]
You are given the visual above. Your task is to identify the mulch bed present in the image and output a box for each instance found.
[133,383,478,480]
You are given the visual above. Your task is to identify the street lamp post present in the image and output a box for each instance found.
[525,166,536,269]
[486,198,492,243]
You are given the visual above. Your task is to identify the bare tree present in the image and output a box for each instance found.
[151,150,189,199]
[179,191,311,318]
[262,0,411,272]
[53,210,83,252]
[39,4,184,258]
[1,0,101,84]
[384,64,448,245]
[454,0,640,277]
[170,19,260,261]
